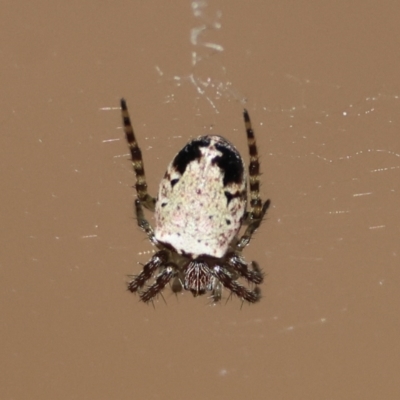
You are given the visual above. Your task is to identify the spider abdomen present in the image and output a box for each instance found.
[154,135,247,259]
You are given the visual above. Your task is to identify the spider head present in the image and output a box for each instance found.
[184,260,213,297]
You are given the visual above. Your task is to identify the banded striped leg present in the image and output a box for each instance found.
[120,98,156,211]
[226,253,264,284]
[127,250,169,293]
[213,266,261,303]
[236,109,271,251]
[134,199,159,246]
[140,266,175,303]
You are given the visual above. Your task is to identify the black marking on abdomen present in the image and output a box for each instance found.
[224,190,245,205]
[213,143,244,186]
[170,178,179,187]
[172,137,211,175]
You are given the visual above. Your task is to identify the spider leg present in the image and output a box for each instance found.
[134,199,159,246]
[127,250,168,293]
[140,266,175,303]
[213,265,261,303]
[170,274,184,294]
[121,98,156,211]
[236,199,270,251]
[210,277,223,303]
[236,109,271,250]
[226,253,264,284]
[243,109,264,219]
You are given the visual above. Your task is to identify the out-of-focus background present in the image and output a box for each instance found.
[1,1,399,399]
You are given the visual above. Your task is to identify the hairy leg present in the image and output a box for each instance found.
[213,265,261,303]
[127,250,168,293]
[121,98,156,211]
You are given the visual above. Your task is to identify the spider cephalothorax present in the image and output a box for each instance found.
[121,98,270,304]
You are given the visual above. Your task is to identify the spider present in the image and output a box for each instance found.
[121,98,270,304]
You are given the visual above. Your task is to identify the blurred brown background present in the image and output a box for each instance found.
[1,1,399,399]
